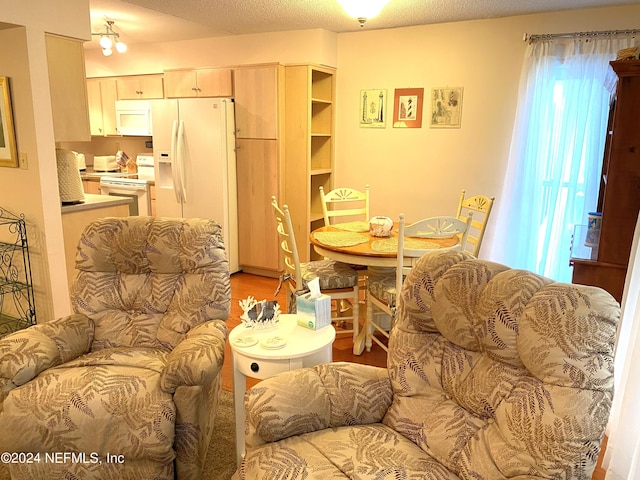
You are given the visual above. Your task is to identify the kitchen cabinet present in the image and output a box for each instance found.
[116,74,164,100]
[233,64,284,276]
[571,60,640,302]
[233,63,335,272]
[284,64,336,262]
[234,65,280,139]
[45,34,90,142]
[236,138,281,274]
[150,184,157,217]
[86,77,118,136]
[164,68,233,98]
[82,179,101,195]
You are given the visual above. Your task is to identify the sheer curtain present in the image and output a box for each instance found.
[604,214,640,479]
[489,36,632,281]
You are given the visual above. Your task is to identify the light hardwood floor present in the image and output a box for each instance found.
[224,272,606,479]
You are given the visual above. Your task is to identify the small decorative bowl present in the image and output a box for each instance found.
[369,216,393,237]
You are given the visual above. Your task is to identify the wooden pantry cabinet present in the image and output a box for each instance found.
[116,74,164,99]
[233,63,336,275]
[233,64,284,276]
[571,60,640,302]
[164,68,233,98]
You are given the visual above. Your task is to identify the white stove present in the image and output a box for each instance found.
[136,154,155,181]
[100,176,151,216]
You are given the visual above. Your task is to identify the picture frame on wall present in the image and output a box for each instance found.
[392,88,424,128]
[360,89,387,128]
[430,87,464,128]
[0,77,18,168]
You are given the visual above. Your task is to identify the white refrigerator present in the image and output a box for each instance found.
[152,97,239,273]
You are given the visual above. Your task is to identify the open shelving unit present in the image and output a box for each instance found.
[285,64,336,261]
[0,208,36,337]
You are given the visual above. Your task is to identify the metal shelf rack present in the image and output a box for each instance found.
[0,208,36,337]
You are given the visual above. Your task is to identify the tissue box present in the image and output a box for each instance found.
[296,293,332,330]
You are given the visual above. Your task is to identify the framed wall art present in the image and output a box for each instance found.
[392,88,424,128]
[360,89,387,128]
[0,77,18,168]
[430,87,464,128]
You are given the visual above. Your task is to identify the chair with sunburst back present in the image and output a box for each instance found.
[319,185,370,328]
[319,185,370,229]
[271,197,363,354]
[456,189,495,257]
[365,213,472,352]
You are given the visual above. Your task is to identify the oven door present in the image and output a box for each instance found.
[99,178,151,216]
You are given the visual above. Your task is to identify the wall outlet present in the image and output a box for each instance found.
[19,152,27,169]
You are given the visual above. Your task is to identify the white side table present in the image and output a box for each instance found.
[230,314,336,465]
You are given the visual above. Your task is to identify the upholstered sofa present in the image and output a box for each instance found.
[0,217,231,479]
[235,250,620,479]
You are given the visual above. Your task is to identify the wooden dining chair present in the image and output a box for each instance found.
[319,185,370,226]
[271,196,363,354]
[365,213,472,352]
[456,189,495,257]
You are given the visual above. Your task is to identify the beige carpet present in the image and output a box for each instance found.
[204,388,238,480]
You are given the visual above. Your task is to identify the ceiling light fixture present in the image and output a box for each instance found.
[91,20,127,56]
[336,0,391,28]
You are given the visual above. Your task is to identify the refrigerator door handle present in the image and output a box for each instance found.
[177,120,188,203]
[170,119,182,203]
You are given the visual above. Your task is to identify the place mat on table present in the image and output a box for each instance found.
[313,231,369,247]
[332,221,370,233]
[371,237,441,253]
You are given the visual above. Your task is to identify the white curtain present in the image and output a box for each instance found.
[604,214,640,479]
[489,36,633,281]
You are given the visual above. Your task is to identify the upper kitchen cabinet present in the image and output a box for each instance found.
[86,77,118,136]
[164,68,233,98]
[116,74,164,100]
[234,64,283,139]
[45,34,90,142]
[284,64,336,262]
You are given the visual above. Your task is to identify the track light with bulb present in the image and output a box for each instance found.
[91,20,127,56]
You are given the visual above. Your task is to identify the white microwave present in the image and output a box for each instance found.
[115,100,153,136]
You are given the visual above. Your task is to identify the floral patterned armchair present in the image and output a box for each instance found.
[0,217,231,479]
[235,250,620,479]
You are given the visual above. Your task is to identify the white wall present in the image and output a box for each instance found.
[335,5,640,258]
[0,0,90,321]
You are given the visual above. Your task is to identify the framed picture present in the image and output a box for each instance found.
[392,88,424,128]
[0,77,18,168]
[360,89,387,128]
[430,87,464,128]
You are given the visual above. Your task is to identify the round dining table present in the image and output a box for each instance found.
[310,221,459,355]
[309,221,459,268]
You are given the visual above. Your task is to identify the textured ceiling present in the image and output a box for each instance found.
[88,0,640,49]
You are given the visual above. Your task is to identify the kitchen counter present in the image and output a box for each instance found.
[61,193,133,214]
[61,194,133,291]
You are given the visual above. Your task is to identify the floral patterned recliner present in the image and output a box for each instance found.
[235,250,620,479]
[0,217,231,479]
